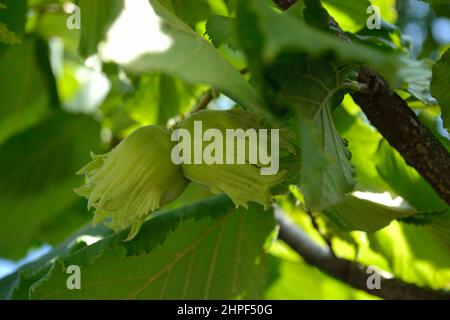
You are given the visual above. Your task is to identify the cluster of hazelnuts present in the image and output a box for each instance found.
[75,108,299,240]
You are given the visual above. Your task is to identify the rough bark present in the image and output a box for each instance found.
[271,0,450,205]
[352,67,450,205]
[269,0,450,300]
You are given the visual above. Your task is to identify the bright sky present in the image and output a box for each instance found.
[0,245,51,279]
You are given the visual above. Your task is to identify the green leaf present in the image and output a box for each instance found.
[0,222,112,300]
[159,0,212,27]
[373,139,450,256]
[78,0,124,57]
[421,212,450,253]
[0,0,26,33]
[33,200,94,246]
[124,74,202,127]
[234,0,265,79]
[34,8,80,52]
[431,49,450,132]
[99,0,268,118]
[0,111,101,259]
[333,96,389,192]
[25,196,275,299]
[265,254,376,299]
[0,38,57,144]
[374,140,447,211]
[0,23,20,45]
[368,220,450,289]
[298,108,355,211]
[401,209,450,252]
[0,186,214,299]
[0,0,26,50]
[398,56,435,105]
[371,0,398,24]
[224,0,238,13]
[205,15,238,50]
[236,0,399,85]
[323,194,416,232]
[400,210,449,226]
[322,0,371,32]
[264,55,355,210]
[303,0,330,31]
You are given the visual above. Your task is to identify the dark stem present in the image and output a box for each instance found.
[192,68,249,113]
[306,210,335,256]
[275,209,450,300]
[270,0,450,300]
[351,67,450,205]
[272,0,450,205]
[192,90,214,113]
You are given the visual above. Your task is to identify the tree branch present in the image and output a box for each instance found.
[275,209,450,300]
[351,68,450,205]
[269,0,450,300]
[192,89,214,113]
[272,0,450,205]
[272,0,297,10]
[191,68,248,114]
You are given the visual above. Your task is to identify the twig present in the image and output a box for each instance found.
[305,211,335,256]
[272,0,450,205]
[352,67,450,205]
[275,209,450,300]
[192,89,214,113]
[191,68,249,114]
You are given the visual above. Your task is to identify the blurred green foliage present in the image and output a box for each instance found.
[0,0,449,299]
